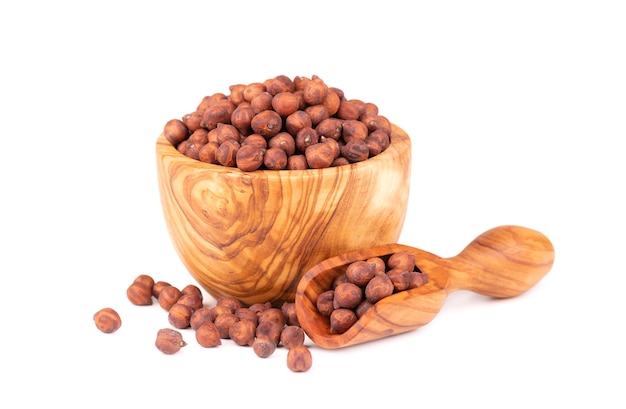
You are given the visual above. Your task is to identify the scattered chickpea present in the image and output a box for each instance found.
[258,307,285,324]
[126,282,153,306]
[155,328,186,354]
[168,303,193,329]
[126,274,154,306]
[287,345,313,372]
[93,307,121,333]
[280,325,305,349]
[158,285,181,311]
[190,307,217,330]
[281,302,299,326]
[228,319,256,347]
[99,275,327,372]
[152,281,171,299]
[253,337,277,358]
[195,322,222,348]
[176,293,203,312]
[255,320,283,346]
[214,312,240,339]
[216,296,243,313]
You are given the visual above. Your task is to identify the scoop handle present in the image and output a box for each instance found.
[441,225,555,298]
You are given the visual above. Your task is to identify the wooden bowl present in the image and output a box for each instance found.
[155,124,412,306]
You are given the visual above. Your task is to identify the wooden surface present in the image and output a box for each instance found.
[156,124,412,306]
[295,225,555,349]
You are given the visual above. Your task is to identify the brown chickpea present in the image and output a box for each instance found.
[250,110,282,138]
[216,296,244,313]
[258,308,287,327]
[341,119,369,143]
[323,89,341,116]
[263,147,288,170]
[304,104,329,127]
[333,282,363,309]
[331,157,350,167]
[168,303,193,329]
[295,127,319,153]
[230,104,255,136]
[280,325,305,349]
[315,118,343,140]
[335,100,360,120]
[316,290,335,317]
[268,132,296,156]
[228,84,246,105]
[235,308,259,326]
[155,328,186,354]
[198,141,219,164]
[176,293,203,312]
[250,91,274,114]
[182,142,202,161]
[287,154,308,170]
[241,134,268,149]
[195,322,222,348]
[214,123,240,144]
[302,75,328,105]
[216,139,241,167]
[255,321,283,345]
[387,268,412,292]
[163,119,189,146]
[158,285,182,311]
[266,74,295,95]
[387,251,416,271]
[280,302,299,326]
[188,128,209,145]
[197,93,228,111]
[305,142,335,169]
[253,337,276,358]
[152,281,171,299]
[321,137,340,159]
[236,144,266,172]
[201,100,235,130]
[228,319,257,346]
[340,139,369,163]
[214,312,240,339]
[329,308,358,334]
[271,92,300,117]
[190,307,217,330]
[365,274,394,304]
[126,282,153,306]
[345,260,377,287]
[182,111,204,132]
[287,345,313,372]
[409,271,429,289]
[93,308,122,333]
[242,82,266,102]
[284,110,312,136]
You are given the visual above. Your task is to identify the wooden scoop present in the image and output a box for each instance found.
[294,225,555,349]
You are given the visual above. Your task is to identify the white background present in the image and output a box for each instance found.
[1,1,624,407]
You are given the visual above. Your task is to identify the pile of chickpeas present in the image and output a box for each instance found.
[93,274,312,373]
[316,251,429,334]
[162,74,393,171]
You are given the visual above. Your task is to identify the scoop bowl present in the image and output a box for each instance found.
[295,225,555,349]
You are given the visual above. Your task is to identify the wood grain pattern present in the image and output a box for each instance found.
[156,124,412,306]
[295,225,555,349]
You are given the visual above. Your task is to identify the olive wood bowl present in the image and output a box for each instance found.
[156,124,411,306]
